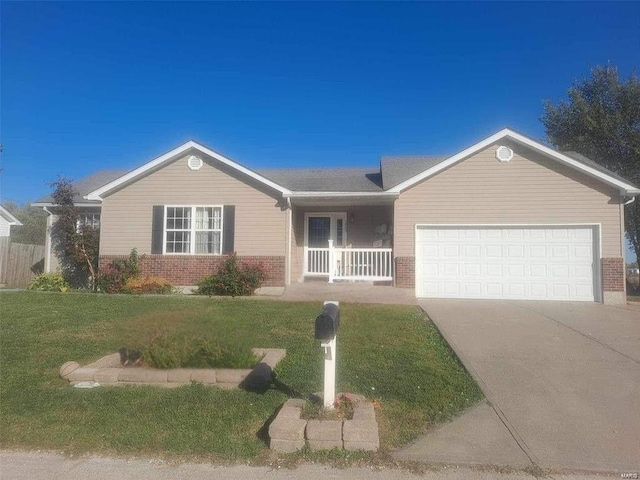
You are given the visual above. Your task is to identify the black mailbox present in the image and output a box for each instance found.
[315,302,340,340]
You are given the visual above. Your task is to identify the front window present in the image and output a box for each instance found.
[165,206,222,254]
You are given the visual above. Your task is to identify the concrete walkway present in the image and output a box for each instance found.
[395,300,640,473]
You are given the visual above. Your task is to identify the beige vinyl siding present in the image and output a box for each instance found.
[100,153,286,256]
[395,142,623,258]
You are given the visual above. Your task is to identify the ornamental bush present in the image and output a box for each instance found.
[96,248,143,293]
[196,254,266,297]
[27,272,69,292]
[122,276,173,295]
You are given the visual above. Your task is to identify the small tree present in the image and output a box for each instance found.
[542,66,640,262]
[3,201,47,245]
[49,178,100,290]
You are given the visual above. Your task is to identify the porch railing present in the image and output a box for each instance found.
[305,240,393,282]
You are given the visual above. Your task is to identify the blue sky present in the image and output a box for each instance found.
[1,2,638,258]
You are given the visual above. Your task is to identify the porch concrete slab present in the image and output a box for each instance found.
[416,299,640,473]
[394,401,531,467]
[279,282,416,305]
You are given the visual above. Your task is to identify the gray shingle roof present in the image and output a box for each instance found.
[562,151,639,189]
[256,167,383,192]
[32,146,638,204]
[380,155,447,190]
[34,169,129,204]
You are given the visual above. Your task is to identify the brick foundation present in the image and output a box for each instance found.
[601,257,625,292]
[395,256,415,288]
[99,255,286,287]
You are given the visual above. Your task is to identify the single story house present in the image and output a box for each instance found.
[34,128,639,304]
[0,205,23,237]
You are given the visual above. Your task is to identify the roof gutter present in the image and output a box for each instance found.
[284,191,399,199]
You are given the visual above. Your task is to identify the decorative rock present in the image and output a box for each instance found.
[343,420,379,452]
[118,368,167,383]
[269,401,306,443]
[352,401,376,422]
[59,361,80,379]
[261,349,287,368]
[84,353,121,369]
[167,369,196,383]
[68,368,98,382]
[93,368,121,384]
[306,419,343,450]
[190,369,217,384]
[269,438,305,453]
[59,347,286,389]
[215,369,243,384]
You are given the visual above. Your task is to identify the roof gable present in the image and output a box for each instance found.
[0,205,22,225]
[85,141,292,200]
[387,129,640,195]
[33,170,129,206]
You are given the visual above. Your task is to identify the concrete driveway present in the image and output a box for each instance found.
[395,300,640,473]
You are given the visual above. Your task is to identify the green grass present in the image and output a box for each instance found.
[0,291,482,460]
[628,295,640,302]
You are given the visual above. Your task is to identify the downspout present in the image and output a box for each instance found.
[286,197,292,286]
[43,207,53,273]
[621,195,636,300]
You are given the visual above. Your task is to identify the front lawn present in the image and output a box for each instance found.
[0,292,481,460]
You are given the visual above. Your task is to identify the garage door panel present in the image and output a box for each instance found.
[416,226,596,302]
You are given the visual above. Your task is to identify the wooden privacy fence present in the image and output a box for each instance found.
[0,238,45,288]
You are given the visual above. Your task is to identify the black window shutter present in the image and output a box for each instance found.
[223,205,235,254]
[151,206,164,254]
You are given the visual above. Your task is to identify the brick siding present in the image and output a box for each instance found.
[601,257,624,292]
[395,256,415,288]
[99,255,286,287]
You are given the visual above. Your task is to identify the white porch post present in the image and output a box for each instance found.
[328,239,335,284]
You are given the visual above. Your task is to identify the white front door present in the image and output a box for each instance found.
[304,213,347,275]
[415,225,598,301]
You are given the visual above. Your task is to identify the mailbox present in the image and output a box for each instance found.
[315,302,340,340]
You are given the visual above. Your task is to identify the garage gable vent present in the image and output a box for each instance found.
[495,146,514,163]
[187,155,203,171]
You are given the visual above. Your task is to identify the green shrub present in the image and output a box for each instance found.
[27,272,70,292]
[196,254,266,297]
[140,333,259,369]
[121,276,173,295]
[97,248,143,293]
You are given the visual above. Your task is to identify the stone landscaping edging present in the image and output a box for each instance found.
[59,348,286,389]
[268,396,380,453]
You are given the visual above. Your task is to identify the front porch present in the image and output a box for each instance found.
[290,203,395,284]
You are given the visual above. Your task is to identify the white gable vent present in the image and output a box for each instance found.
[495,146,514,163]
[187,155,203,171]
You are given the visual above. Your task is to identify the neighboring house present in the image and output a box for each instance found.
[33,128,640,304]
[0,205,23,237]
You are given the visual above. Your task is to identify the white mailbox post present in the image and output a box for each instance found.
[315,301,340,409]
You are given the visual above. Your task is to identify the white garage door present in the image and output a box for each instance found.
[415,226,598,301]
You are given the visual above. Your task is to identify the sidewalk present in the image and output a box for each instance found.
[0,451,619,480]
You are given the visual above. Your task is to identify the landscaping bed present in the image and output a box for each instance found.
[0,291,482,461]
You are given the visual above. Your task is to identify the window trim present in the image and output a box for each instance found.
[162,205,224,255]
